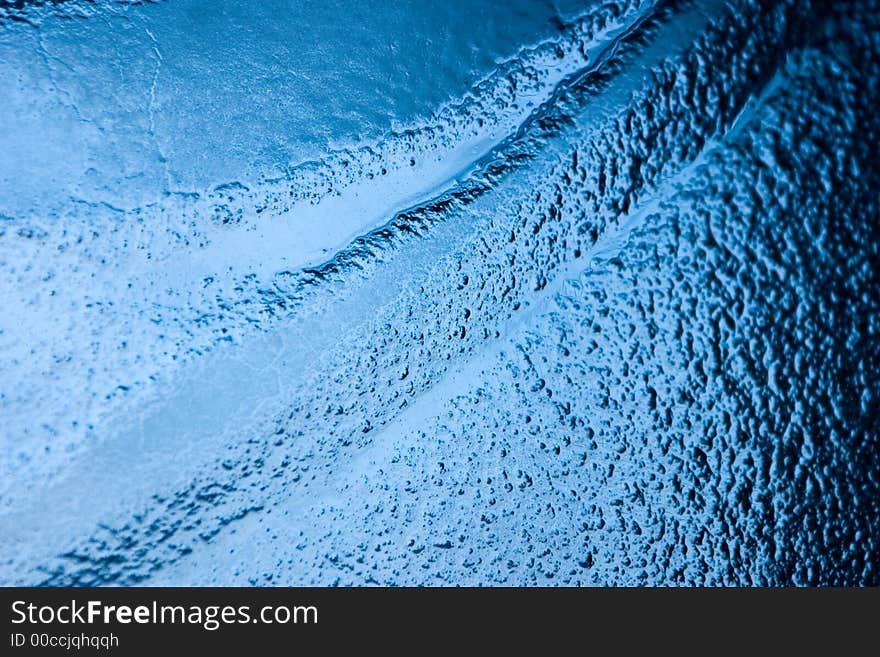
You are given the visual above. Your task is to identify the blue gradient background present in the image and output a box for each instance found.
[0,0,878,585]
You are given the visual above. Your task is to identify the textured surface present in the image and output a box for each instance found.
[0,0,878,585]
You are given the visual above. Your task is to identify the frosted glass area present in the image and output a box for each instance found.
[1,0,878,585]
